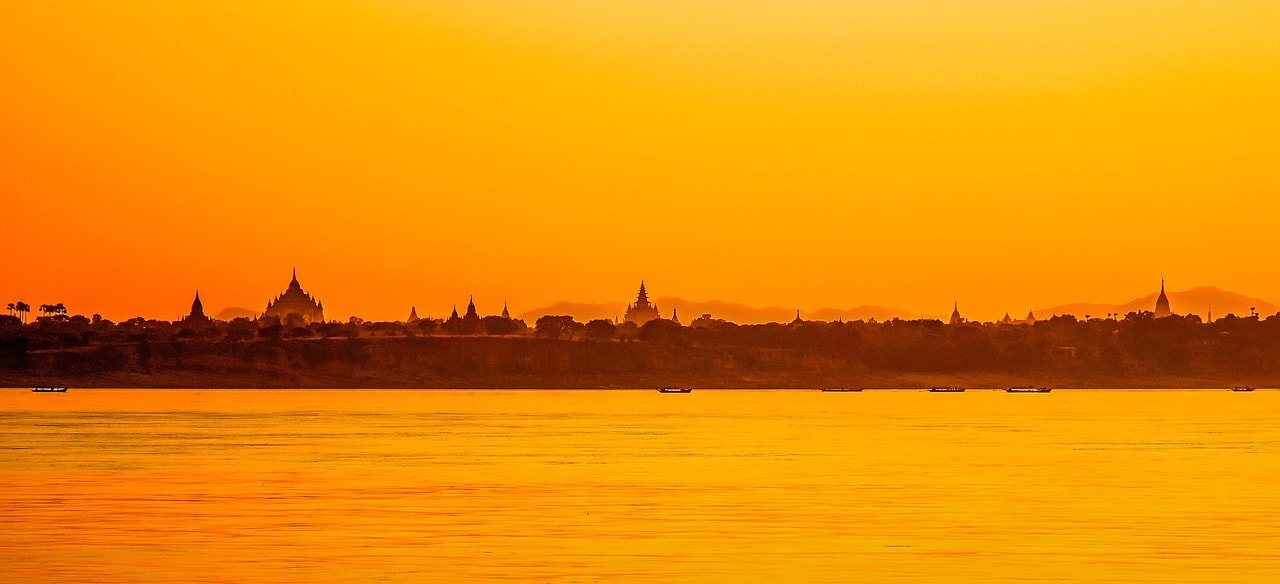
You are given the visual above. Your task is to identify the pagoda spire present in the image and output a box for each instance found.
[1154,279,1172,317]
[190,289,205,318]
[624,280,662,325]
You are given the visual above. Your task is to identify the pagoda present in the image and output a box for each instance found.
[263,269,325,325]
[181,290,210,325]
[624,281,661,325]
[464,296,480,322]
[1154,280,1173,318]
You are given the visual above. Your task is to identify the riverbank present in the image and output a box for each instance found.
[0,336,1267,389]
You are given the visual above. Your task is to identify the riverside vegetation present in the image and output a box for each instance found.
[1,310,1277,388]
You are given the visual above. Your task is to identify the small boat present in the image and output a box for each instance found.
[1006,386,1052,393]
[820,388,862,393]
[32,386,68,393]
[928,387,965,393]
[657,387,693,394]
[1232,386,1255,392]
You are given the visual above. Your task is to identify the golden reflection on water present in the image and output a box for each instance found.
[1,389,1278,582]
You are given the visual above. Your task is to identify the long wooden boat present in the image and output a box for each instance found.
[1231,386,1255,392]
[657,387,693,394]
[1006,386,1052,393]
[928,387,965,393]
[32,386,68,393]
[820,388,863,393]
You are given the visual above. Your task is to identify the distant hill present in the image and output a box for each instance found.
[1035,286,1277,320]
[519,297,915,324]
[518,286,1276,325]
[807,305,917,323]
[517,301,626,323]
[214,306,256,320]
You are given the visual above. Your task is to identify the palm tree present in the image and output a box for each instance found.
[54,302,67,317]
[15,301,30,324]
[5,302,13,316]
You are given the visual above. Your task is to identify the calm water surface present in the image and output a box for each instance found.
[2,389,1278,582]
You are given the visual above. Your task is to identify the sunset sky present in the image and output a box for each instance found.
[3,1,1277,322]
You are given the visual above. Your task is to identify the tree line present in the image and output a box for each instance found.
[4,307,1280,381]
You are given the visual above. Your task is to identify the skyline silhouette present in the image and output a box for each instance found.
[8,281,1280,390]
[6,271,1278,326]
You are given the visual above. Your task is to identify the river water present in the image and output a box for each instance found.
[1,389,1277,582]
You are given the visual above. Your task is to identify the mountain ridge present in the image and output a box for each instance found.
[1034,286,1277,320]
[518,287,1276,324]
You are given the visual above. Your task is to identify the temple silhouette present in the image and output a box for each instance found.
[445,297,480,330]
[624,281,661,325]
[1155,280,1173,317]
[180,290,210,325]
[263,269,325,326]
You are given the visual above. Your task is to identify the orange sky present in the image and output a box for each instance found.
[2,1,1278,322]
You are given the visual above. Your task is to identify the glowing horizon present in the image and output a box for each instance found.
[3,1,1277,322]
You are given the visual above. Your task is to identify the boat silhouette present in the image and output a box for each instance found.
[657,387,693,394]
[928,387,965,393]
[1006,386,1052,393]
[32,386,68,393]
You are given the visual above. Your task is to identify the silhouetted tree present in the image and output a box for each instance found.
[225,318,257,342]
[616,321,640,341]
[481,315,519,336]
[258,324,283,342]
[413,318,440,336]
[584,319,617,341]
[535,315,582,340]
[639,318,684,344]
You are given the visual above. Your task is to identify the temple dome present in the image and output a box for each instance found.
[263,269,325,325]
